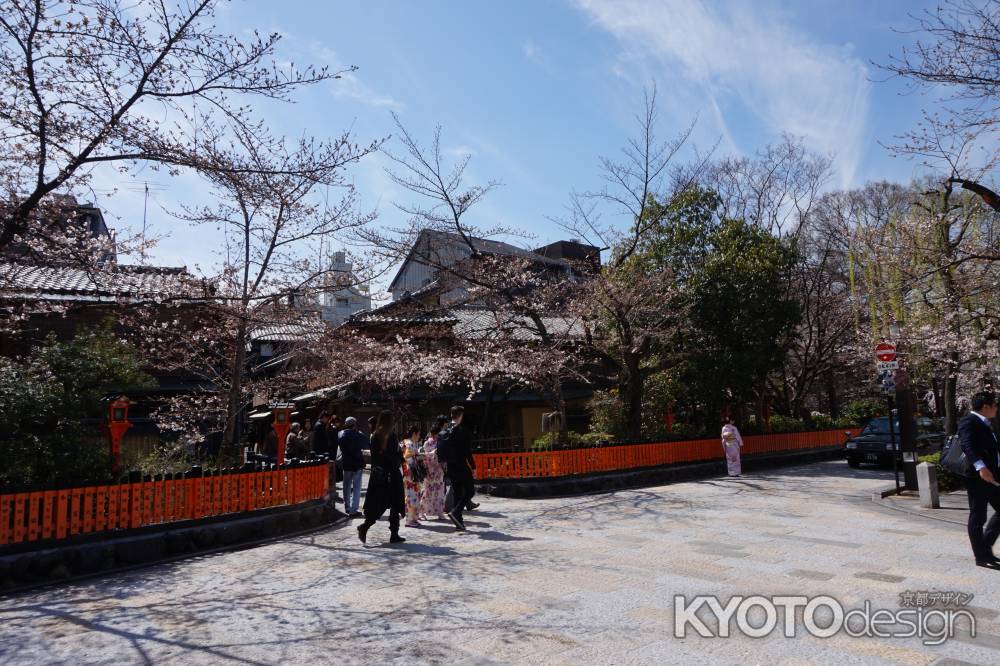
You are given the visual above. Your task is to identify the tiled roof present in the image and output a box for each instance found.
[349,297,584,342]
[0,262,203,302]
[452,309,585,341]
[388,229,570,292]
[249,320,327,343]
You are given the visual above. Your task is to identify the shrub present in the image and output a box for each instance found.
[768,414,806,433]
[587,390,627,440]
[581,432,613,446]
[918,452,964,493]
[531,431,586,451]
[840,399,885,426]
[670,422,702,438]
[811,412,833,429]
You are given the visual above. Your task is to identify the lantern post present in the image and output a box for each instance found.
[272,403,294,465]
[107,396,132,474]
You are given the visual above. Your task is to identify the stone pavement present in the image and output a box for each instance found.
[1,461,999,665]
[878,487,971,527]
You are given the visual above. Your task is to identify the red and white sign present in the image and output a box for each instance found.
[875,343,896,363]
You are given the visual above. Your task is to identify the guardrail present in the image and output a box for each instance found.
[472,429,846,480]
[0,462,328,548]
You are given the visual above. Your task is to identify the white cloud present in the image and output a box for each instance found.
[523,40,541,61]
[309,43,403,110]
[572,0,871,188]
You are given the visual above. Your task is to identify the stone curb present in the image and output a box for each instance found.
[476,447,845,499]
[872,483,903,500]
[0,500,348,594]
[871,488,968,527]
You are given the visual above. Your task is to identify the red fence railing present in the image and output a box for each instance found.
[473,429,846,480]
[0,462,328,548]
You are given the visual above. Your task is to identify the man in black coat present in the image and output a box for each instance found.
[338,417,368,517]
[958,391,1000,567]
[443,405,476,531]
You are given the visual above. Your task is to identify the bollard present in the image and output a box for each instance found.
[917,461,940,509]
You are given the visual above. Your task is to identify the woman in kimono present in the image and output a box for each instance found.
[720,418,743,477]
[358,410,406,544]
[401,424,424,527]
[419,422,448,520]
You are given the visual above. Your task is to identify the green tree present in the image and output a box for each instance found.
[0,327,153,489]
[685,218,801,420]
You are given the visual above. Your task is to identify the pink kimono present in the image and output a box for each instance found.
[419,436,447,518]
[721,424,743,476]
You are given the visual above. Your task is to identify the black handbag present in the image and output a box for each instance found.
[409,457,428,483]
[941,434,971,478]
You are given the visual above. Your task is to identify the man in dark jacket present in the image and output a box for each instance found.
[311,411,331,455]
[338,417,368,517]
[311,411,341,503]
[443,405,475,531]
[958,391,1000,567]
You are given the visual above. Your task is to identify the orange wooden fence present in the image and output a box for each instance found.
[473,429,846,480]
[0,463,328,548]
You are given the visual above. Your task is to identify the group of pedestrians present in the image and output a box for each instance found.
[358,405,478,545]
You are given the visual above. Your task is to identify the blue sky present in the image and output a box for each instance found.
[96,0,941,285]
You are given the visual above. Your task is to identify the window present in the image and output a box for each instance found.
[259,343,274,357]
[336,298,350,308]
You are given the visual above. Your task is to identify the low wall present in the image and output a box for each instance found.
[477,445,844,498]
[473,429,846,480]
[0,499,343,593]
[1,462,329,551]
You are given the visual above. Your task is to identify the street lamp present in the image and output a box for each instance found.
[887,323,919,490]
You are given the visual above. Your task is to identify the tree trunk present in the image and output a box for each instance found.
[223,319,249,455]
[621,354,643,440]
[825,366,839,419]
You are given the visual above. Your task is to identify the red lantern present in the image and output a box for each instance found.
[107,396,131,473]
[272,403,294,465]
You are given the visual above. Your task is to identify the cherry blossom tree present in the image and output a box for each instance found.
[0,0,346,256]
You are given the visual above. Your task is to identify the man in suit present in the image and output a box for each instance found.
[443,405,476,531]
[958,391,1000,568]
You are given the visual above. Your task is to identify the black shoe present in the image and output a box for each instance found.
[389,534,406,544]
[357,524,368,544]
[975,559,999,568]
[447,511,466,531]
[350,511,364,518]
[466,501,480,510]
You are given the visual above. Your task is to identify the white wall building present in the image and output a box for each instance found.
[320,251,371,326]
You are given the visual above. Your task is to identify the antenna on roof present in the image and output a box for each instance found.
[141,182,149,264]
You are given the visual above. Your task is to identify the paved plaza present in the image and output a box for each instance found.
[1,461,999,665]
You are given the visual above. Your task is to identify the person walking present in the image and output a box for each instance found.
[721,418,743,477]
[311,411,335,501]
[338,417,368,517]
[441,405,475,531]
[958,391,1000,568]
[358,410,406,545]
[420,422,448,520]
[401,425,424,527]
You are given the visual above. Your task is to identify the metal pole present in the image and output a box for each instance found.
[887,395,900,493]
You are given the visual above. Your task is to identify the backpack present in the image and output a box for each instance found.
[436,424,455,462]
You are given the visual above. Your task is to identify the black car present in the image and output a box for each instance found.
[844,416,946,468]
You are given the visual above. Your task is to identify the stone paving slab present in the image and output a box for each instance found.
[1,461,999,665]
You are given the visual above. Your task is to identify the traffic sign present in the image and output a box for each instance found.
[882,379,896,394]
[875,343,897,363]
[877,360,899,371]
